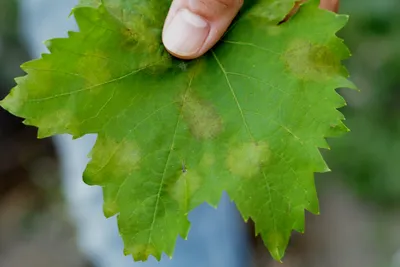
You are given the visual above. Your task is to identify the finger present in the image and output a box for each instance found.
[281,0,339,23]
[162,0,243,59]
[320,0,340,12]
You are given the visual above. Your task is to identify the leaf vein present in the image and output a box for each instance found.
[222,40,280,55]
[212,50,254,140]
[145,75,194,249]
[27,63,158,103]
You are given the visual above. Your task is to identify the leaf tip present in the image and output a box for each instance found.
[103,203,118,218]
[270,247,285,262]
[82,171,96,185]
[43,39,52,50]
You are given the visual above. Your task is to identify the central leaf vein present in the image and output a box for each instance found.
[146,75,194,248]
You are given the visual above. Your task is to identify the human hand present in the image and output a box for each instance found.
[162,0,340,60]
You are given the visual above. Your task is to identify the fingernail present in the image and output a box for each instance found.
[163,9,209,57]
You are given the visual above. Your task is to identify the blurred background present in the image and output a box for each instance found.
[0,0,399,267]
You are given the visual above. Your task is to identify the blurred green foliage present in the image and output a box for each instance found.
[0,0,18,45]
[0,0,28,94]
[329,0,400,206]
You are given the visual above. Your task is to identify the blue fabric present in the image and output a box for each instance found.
[19,1,251,266]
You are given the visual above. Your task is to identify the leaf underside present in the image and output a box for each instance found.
[1,0,355,262]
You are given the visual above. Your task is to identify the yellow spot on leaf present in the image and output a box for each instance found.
[180,91,223,140]
[125,243,159,261]
[226,141,270,178]
[31,109,79,138]
[84,138,141,185]
[76,50,112,86]
[0,82,28,114]
[283,39,340,81]
[169,169,202,212]
[263,231,286,261]
[103,184,119,217]
[199,153,215,167]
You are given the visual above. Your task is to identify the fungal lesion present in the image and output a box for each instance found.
[103,184,119,217]
[124,243,158,261]
[283,39,341,81]
[180,90,223,140]
[35,109,79,138]
[75,49,113,85]
[84,137,141,185]
[168,167,202,212]
[226,141,271,178]
[121,27,139,48]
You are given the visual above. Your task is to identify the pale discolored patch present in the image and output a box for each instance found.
[199,152,215,167]
[30,109,79,138]
[180,91,223,140]
[102,184,119,217]
[75,50,112,86]
[168,169,202,212]
[0,82,28,115]
[226,141,270,178]
[84,137,141,185]
[262,231,287,261]
[103,197,119,218]
[120,27,139,49]
[124,243,159,261]
[282,39,341,81]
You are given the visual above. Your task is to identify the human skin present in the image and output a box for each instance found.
[162,0,340,59]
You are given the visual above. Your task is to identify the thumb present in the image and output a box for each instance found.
[162,0,243,59]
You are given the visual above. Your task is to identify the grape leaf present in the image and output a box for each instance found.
[0,0,355,262]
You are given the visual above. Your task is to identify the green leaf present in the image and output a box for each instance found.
[1,0,355,262]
